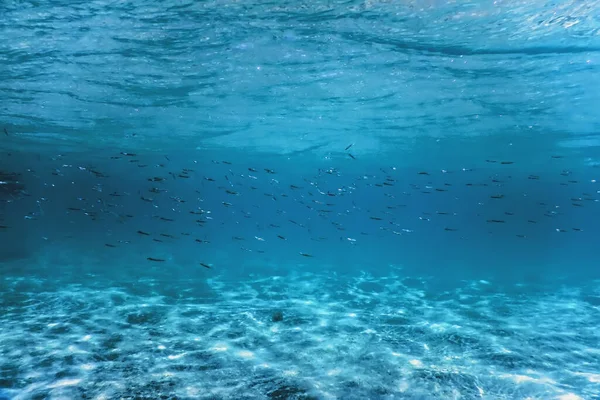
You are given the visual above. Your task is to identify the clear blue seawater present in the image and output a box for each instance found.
[1,1,600,399]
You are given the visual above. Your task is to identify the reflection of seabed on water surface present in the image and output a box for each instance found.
[0,266,598,400]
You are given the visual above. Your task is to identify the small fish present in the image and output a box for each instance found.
[3,127,8,136]
[160,233,175,238]
[345,143,354,151]
[299,252,313,258]
[370,216,382,221]
[147,257,165,262]
[500,161,514,165]
[444,228,458,231]
[348,153,356,160]
[486,219,505,223]
[490,195,504,199]
[137,230,150,236]
[200,262,212,269]
[277,235,286,240]
[159,217,174,222]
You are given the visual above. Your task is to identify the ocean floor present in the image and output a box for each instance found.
[0,269,599,400]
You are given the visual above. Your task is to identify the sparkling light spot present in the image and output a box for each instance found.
[49,379,81,388]
[238,350,254,359]
[558,394,583,400]
[409,359,423,368]
[212,344,228,352]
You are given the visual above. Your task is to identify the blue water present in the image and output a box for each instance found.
[2,1,600,399]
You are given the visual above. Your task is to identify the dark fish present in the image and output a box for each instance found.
[159,217,174,222]
[418,172,429,175]
[3,127,8,136]
[264,168,276,174]
[137,230,151,236]
[200,262,211,269]
[486,219,505,223]
[67,207,82,211]
[490,195,504,199]
[277,235,286,240]
[370,216,382,220]
[345,143,354,151]
[147,257,165,262]
[299,252,313,258]
[500,161,514,165]
[0,225,8,229]
[444,228,458,231]
[105,243,116,248]
[348,154,356,160]
[160,233,175,238]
